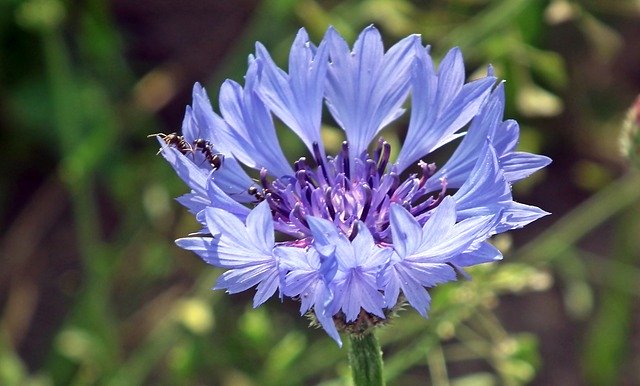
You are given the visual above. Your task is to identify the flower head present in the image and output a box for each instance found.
[155,26,551,346]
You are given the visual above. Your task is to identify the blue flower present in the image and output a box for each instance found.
[154,26,551,346]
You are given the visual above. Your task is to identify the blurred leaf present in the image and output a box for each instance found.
[516,84,563,117]
[582,206,640,385]
[526,47,568,88]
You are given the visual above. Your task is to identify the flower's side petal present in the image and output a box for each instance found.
[182,95,258,198]
[396,60,495,173]
[162,145,242,218]
[410,46,437,123]
[254,269,281,307]
[306,215,337,257]
[313,283,342,346]
[389,203,423,258]
[275,245,313,271]
[352,221,374,252]
[325,26,382,158]
[404,261,457,289]
[190,207,281,306]
[175,236,217,263]
[500,152,552,182]
[310,222,388,321]
[284,270,319,303]
[418,196,456,249]
[158,129,254,206]
[204,208,251,252]
[175,192,209,216]
[453,142,511,220]
[218,73,292,177]
[255,29,328,155]
[394,47,436,172]
[214,265,265,293]
[246,201,275,251]
[449,241,503,267]
[306,215,353,269]
[431,77,495,146]
[496,201,550,233]
[181,105,199,143]
[493,119,519,155]
[393,263,433,317]
[380,263,401,308]
[190,83,230,148]
[366,246,393,270]
[206,179,251,221]
[372,33,420,132]
[340,271,386,322]
[159,141,207,195]
[204,208,274,264]
[326,26,416,159]
[352,221,391,268]
[413,214,495,261]
[275,246,323,313]
[323,26,352,134]
[209,157,256,202]
[422,82,505,189]
[435,48,465,111]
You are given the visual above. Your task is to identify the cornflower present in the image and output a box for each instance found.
[154,25,550,347]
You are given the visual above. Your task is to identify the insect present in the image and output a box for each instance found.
[248,186,267,202]
[149,133,223,170]
[192,138,224,170]
[148,132,193,155]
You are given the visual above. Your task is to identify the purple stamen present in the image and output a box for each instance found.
[256,139,446,242]
[341,141,350,179]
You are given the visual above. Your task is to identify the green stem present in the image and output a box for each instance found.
[348,332,385,386]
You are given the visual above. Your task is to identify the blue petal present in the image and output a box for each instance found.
[493,119,519,155]
[449,241,503,267]
[306,215,339,258]
[205,178,251,221]
[501,152,552,182]
[209,157,257,203]
[412,196,495,261]
[218,62,293,177]
[307,217,387,321]
[189,83,230,147]
[402,260,457,288]
[421,82,505,190]
[254,270,281,308]
[496,201,550,233]
[185,86,261,200]
[181,205,280,307]
[417,196,456,247]
[313,284,342,346]
[395,47,495,173]
[336,268,386,322]
[175,192,209,216]
[394,264,432,317]
[175,236,217,262]
[325,26,419,159]
[203,208,264,260]
[255,28,328,156]
[388,261,456,317]
[379,264,401,308]
[352,222,391,268]
[159,140,207,196]
[246,201,275,251]
[389,203,423,258]
[453,142,511,220]
[276,247,319,302]
[435,48,465,109]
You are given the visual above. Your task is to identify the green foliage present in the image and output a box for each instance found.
[1,0,639,385]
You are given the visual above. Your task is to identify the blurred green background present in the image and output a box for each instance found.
[1,0,639,385]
